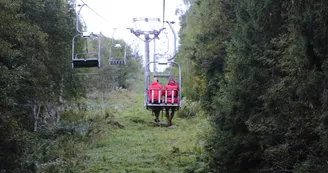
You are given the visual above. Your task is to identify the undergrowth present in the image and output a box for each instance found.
[175,100,205,118]
[22,87,211,173]
[23,106,122,173]
[77,90,210,173]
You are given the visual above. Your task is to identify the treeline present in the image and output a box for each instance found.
[1,0,78,171]
[0,0,141,172]
[87,36,142,96]
[177,0,328,172]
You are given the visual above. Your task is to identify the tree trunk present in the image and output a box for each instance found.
[44,100,54,124]
[32,102,37,132]
[56,77,64,123]
[33,99,41,132]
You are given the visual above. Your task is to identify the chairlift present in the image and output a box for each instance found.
[142,21,180,113]
[72,32,100,68]
[109,29,126,65]
[71,4,100,69]
[144,60,181,110]
[128,16,180,113]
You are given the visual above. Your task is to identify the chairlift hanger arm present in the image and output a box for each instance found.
[159,32,170,54]
[163,0,166,28]
[112,28,118,45]
[165,21,176,61]
[76,3,87,34]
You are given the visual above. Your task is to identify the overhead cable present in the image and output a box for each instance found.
[163,0,165,28]
[80,0,114,27]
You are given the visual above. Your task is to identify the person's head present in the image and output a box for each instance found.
[154,77,159,83]
[168,76,175,83]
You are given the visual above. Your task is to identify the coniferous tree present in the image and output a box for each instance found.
[178,0,328,172]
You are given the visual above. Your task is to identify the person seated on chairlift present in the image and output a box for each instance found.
[147,77,162,123]
[163,76,179,104]
[162,76,179,126]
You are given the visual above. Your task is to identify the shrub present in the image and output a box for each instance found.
[176,100,204,118]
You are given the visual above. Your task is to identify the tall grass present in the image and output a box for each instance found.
[75,89,210,173]
[24,82,211,173]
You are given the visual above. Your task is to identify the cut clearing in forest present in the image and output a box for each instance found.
[77,83,209,173]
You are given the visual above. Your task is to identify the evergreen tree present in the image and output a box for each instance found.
[178,0,328,172]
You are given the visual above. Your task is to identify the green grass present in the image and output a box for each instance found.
[77,85,209,173]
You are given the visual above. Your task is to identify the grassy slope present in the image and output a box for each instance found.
[80,82,209,173]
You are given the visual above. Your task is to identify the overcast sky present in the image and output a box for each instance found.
[76,0,185,69]
[78,0,183,41]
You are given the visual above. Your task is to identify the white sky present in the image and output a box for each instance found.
[77,0,184,65]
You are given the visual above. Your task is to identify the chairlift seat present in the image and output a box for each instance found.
[146,103,180,111]
[146,103,179,107]
[72,58,99,68]
[126,54,136,58]
[110,60,126,65]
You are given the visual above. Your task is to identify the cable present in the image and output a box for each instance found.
[80,0,114,27]
[133,22,141,31]
[147,22,155,31]
[163,0,165,28]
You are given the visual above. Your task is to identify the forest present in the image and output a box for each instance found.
[177,0,328,172]
[2,0,328,172]
[0,0,142,172]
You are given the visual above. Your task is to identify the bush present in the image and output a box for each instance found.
[176,100,204,118]
[22,109,120,173]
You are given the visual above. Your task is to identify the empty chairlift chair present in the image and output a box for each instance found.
[110,43,126,65]
[109,29,127,65]
[72,32,100,68]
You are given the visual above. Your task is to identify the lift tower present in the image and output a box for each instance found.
[128,17,165,86]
